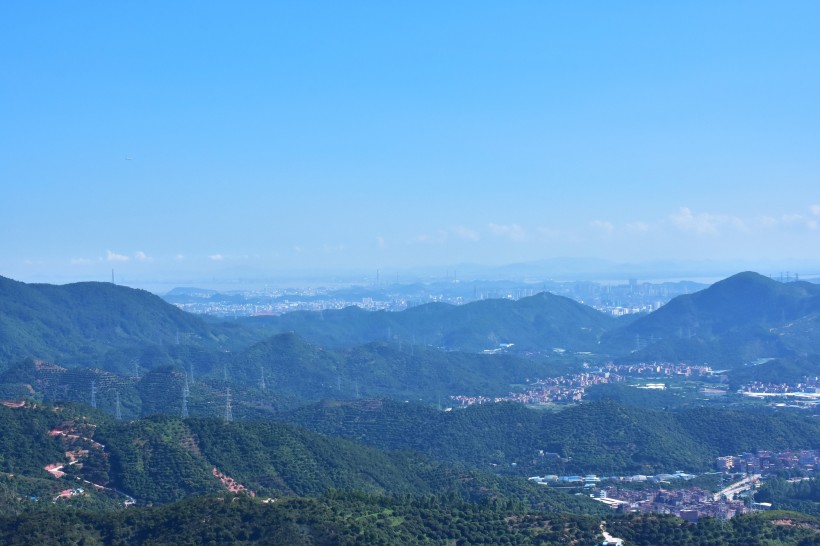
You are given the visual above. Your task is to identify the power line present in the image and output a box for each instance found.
[182,375,190,418]
[224,388,233,422]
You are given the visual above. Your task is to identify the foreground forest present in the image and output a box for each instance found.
[1,493,819,546]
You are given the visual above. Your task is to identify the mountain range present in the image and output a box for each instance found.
[3,271,820,409]
[2,271,820,542]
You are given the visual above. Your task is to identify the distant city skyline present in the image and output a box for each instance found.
[3,2,819,287]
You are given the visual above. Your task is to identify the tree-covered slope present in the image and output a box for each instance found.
[285,399,820,475]
[0,493,609,546]
[0,493,817,546]
[83,411,604,510]
[0,276,235,367]
[1,333,557,417]
[0,402,608,512]
[602,272,820,364]
[726,354,820,390]
[229,333,550,402]
[0,405,64,476]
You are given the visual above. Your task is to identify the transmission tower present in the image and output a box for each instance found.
[189,362,195,385]
[224,388,233,422]
[115,390,122,420]
[90,380,97,409]
[259,366,266,391]
[182,375,190,418]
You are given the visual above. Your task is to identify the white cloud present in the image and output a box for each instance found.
[134,251,152,262]
[106,250,130,262]
[670,207,714,234]
[70,257,96,265]
[810,205,820,216]
[759,215,779,228]
[669,207,746,235]
[626,221,650,233]
[322,244,346,253]
[488,223,526,241]
[453,226,480,241]
[781,213,804,225]
[376,236,387,249]
[209,254,224,261]
[412,226,480,245]
[175,254,185,262]
[590,220,615,235]
[413,230,448,245]
[537,227,563,239]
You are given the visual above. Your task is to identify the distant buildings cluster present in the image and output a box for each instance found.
[174,296,409,317]
[716,449,818,474]
[592,486,748,521]
[451,362,714,407]
[738,377,820,410]
[166,277,696,319]
[529,448,819,522]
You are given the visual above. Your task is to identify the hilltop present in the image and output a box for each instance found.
[602,272,820,364]
[0,276,236,366]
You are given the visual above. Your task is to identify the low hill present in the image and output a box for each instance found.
[242,291,615,353]
[0,333,558,416]
[229,333,551,402]
[0,276,235,367]
[601,272,820,365]
[285,398,820,475]
[726,354,820,390]
[0,402,607,513]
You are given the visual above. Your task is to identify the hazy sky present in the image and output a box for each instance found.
[3,2,820,285]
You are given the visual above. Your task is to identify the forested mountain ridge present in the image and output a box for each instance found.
[5,272,820,377]
[0,333,554,417]
[241,290,615,352]
[0,276,234,365]
[0,402,607,514]
[231,333,550,401]
[602,272,820,364]
[285,398,820,475]
[5,271,820,416]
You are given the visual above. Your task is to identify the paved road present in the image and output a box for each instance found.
[714,474,761,501]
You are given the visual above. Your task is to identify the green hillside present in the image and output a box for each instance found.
[1,333,559,415]
[286,398,820,475]
[230,333,551,401]
[0,276,239,368]
[0,403,606,512]
[0,405,64,476]
[602,272,820,365]
[99,414,606,509]
[0,492,817,546]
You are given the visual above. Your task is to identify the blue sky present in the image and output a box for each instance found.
[3,2,820,286]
